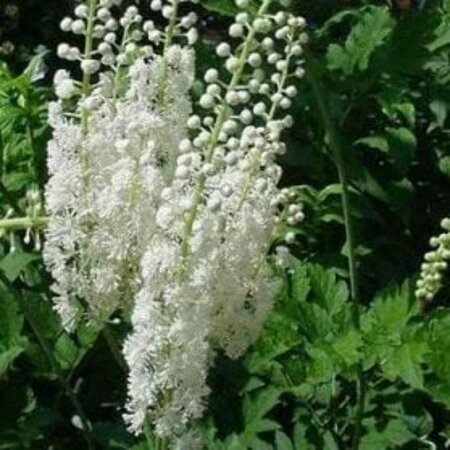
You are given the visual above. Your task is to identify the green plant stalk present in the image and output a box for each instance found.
[156,0,180,108]
[81,0,99,132]
[0,216,48,231]
[307,62,365,450]
[144,418,155,449]
[82,0,98,97]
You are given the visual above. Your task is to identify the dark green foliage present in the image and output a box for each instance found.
[0,0,450,448]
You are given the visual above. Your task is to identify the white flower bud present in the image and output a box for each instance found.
[204,69,219,84]
[187,115,201,129]
[221,184,233,198]
[187,28,199,45]
[81,59,101,75]
[226,57,239,72]
[60,17,73,32]
[75,4,88,18]
[253,102,266,116]
[57,43,70,59]
[200,94,215,109]
[235,0,249,8]
[71,19,85,35]
[216,42,231,58]
[248,52,262,68]
[229,23,244,38]
[179,139,192,153]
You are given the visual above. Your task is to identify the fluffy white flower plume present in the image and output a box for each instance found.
[44,0,307,445]
[44,49,194,329]
[123,0,308,439]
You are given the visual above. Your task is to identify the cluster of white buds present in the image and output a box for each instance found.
[44,0,308,445]
[272,188,305,245]
[54,0,199,104]
[416,218,450,302]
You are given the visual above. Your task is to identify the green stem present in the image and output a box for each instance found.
[82,0,98,97]
[144,418,155,450]
[155,0,181,108]
[157,437,169,450]
[81,0,99,132]
[307,60,365,450]
[0,216,48,231]
[163,0,180,53]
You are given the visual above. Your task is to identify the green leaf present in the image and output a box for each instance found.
[356,136,389,153]
[326,6,395,75]
[22,51,48,83]
[383,340,427,388]
[54,334,79,370]
[438,155,450,178]
[0,293,27,375]
[332,329,363,367]
[242,387,282,442]
[378,91,416,127]
[306,344,336,383]
[427,314,450,384]
[362,281,415,337]
[0,252,40,282]
[307,264,349,317]
[290,263,310,304]
[358,129,418,173]
[0,345,26,376]
[429,99,448,129]
[275,431,294,450]
[360,419,415,450]
[385,127,417,173]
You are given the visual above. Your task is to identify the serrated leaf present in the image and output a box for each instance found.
[243,387,281,427]
[242,388,282,442]
[362,281,415,337]
[306,344,336,383]
[383,340,426,388]
[360,419,415,450]
[332,329,363,367]
[326,6,395,75]
[307,264,349,317]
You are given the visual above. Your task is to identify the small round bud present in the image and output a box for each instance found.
[216,42,231,58]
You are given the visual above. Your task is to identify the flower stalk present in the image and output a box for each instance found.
[307,58,365,450]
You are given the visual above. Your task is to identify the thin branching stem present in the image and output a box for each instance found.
[307,58,365,450]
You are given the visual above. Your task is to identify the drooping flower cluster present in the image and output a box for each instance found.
[416,218,450,302]
[43,0,307,444]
